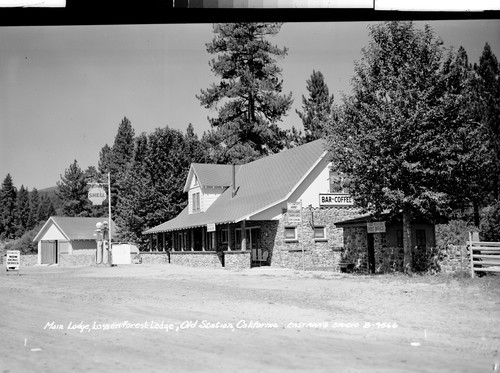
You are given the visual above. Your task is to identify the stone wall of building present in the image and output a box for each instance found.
[17,254,37,266]
[269,206,361,270]
[374,246,404,273]
[342,227,368,265]
[438,245,470,274]
[6,251,97,267]
[141,251,251,270]
[59,250,96,267]
[271,247,343,271]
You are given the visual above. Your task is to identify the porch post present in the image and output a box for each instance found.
[241,220,247,251]
[191,229,194,251]
[202,227,206,251]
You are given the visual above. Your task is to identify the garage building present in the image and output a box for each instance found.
[33,216,116,266]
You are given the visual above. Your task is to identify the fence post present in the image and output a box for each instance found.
[469,232,474,278]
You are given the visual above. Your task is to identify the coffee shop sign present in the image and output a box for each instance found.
[319,193,354,207]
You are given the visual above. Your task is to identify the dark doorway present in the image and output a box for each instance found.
[367,233,375,274]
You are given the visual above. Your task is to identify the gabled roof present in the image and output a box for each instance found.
[183,163,242,192]
[33,216,117,242]
[145,139,327,234]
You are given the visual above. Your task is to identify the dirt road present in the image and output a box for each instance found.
[1,264,499,372]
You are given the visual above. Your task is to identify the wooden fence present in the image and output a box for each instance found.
[469,232,500,278]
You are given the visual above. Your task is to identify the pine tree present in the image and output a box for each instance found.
[56,160,88,217]
[185,123,208,164]
[27,187,41,230]
[0,174,17,239]
[197,23,293,162]
[116,127,191,246]
[37,195,56,222]
[474,43,500,201]
[296,70,335,142]
[106,117,136,216]
[14,185,30,237]
[110,117,135,175]
[98,144,113,174]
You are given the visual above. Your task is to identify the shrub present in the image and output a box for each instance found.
[4,222,44,255]
[480,202,500,241]
[436,220,477,246]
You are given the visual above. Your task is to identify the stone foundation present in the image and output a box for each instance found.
[438,245,470,274]
[271,247,343,271]
[141,251,251,270]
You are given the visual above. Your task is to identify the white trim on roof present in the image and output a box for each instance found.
[33,216,71,242]
[236,151,328,223]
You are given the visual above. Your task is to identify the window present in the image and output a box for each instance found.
[397,230,403,248]
[207,232,215,251]
[284,226,297,241]
[416,229,426,248]
[221,229,228,244]
[192,192,200,213]
[314,226,326,241]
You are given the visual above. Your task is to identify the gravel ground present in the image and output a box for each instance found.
[1,264,499,372]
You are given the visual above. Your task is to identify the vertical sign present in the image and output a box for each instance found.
[287,202,302,226]
[6,250,20,273]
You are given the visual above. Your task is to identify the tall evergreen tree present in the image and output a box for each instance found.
[98,144,113,175]
[116,127,191,246]
[105,117,136,215]
[37,195,56,222]
[296,70,335,142]
[110,117,135,175]
[326,22,470,272]
[440,46,492,226]
[0,174,17,239]
[14,185,30,237]
[56,160,88,217]
[474,43,500,201]
[197,23,293,162]
[185,123,208,164]
[27,187,41,230]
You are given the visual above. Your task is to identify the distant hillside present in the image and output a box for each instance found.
[38,186,62,213]
[38,186,57,195]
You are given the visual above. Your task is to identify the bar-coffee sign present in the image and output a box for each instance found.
[319,193,354,207]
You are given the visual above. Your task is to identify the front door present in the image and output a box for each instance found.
[41,240,58,264]
[367,233,375,274]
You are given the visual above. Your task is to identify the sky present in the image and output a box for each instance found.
[0,19,499,190]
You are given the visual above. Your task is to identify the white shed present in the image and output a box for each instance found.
[33,216,116,265]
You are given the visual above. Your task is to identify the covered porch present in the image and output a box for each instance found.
[145,221,271,268]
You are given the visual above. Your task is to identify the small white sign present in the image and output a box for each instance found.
[207,223,216,232]
[6,250,20,271]
[319,193,354,207]
[88,186,107,206]
[287,202,302,225]
[367,221,386,233]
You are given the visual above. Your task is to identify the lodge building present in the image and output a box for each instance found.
[143,140,363,270]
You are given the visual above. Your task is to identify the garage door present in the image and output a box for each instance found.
[41,241,57,264]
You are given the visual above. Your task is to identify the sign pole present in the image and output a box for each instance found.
[108,172,112,267]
